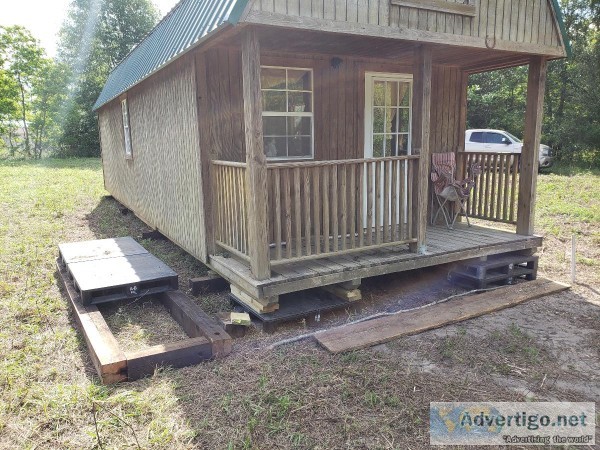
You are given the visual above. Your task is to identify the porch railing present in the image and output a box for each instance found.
[212,156,420,265]
[266,156,419,264]
[457,152,520,224]
[212,161,250,261]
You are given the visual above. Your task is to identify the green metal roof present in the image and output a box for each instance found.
[551,0,572,57]
[93,0,249,110]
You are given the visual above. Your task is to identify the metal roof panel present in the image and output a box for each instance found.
[93,0,249,110]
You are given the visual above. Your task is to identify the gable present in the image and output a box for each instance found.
[244,0,569,57]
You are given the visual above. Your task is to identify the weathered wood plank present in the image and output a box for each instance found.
[391,0,476,17]
[294,167,302,257]
[126,337,213,381]
[303,167,312,256]
[411,46,432,253]
[316,278,570,353]
[313,167,321,255]
[160,290,232,357]
[57,261,127,384]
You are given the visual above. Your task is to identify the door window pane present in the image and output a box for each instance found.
[373,108,385,134]
[384,135,394,157]
[373,81,386,106]
[397,108,410,133]
[373,135,384,158]
[397,134,409,155]
[398,84,410,107]
[369,77,412,158]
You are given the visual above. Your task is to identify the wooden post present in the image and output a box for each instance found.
[454,70,469,222]
[410,45,433,253]
[517,56,547,236]
[241,28,270,280]
[195,52,215,261]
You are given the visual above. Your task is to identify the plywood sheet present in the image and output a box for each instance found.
[68,253,177,291]
[59,237,147,264]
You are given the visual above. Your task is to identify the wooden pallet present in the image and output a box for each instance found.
[448,253,538,289]
[57,260,231,383]
[58,237,178,305]
[316,278,570,353]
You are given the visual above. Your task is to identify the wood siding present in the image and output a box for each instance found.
[196,47,430,162]
[247,0,564,54]
[99,57,207,262]
[196,48,246,162]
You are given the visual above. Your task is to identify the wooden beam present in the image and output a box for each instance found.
[316,278,570,353]
[195,52,215,261]
[390,0,476,17]
[453,70,469,223]
[410,46,433,253]
[244,11,567,58]
[159,290,232,357]
[57,261,127,384]
[126,338,213,381]
[241,28,271,280]
[517,56,547,236]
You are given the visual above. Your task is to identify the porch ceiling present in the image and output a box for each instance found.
[224,25,544,73]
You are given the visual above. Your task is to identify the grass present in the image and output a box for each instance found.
[1,158,599,448]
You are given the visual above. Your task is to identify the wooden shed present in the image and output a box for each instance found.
[94,0,569,313]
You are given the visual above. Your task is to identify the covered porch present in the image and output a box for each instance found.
[202,25,547,309]
[211,223,542,301]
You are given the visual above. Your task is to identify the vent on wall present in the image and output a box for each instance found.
[390,0,477,17]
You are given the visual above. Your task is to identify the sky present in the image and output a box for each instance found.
[0,0,180,57]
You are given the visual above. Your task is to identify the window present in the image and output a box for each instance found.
[485,132,508,144]
[469,131,484,143]
[369,76,412,157]
[121,98,132,158]
[261,66,313,160]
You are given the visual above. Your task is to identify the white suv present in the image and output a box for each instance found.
[465,129,554,168]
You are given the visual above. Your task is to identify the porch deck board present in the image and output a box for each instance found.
[209,224,542,299]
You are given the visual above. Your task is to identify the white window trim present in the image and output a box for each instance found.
[364,72,413,159]
[121,98,133,159]
[261,65,314,161]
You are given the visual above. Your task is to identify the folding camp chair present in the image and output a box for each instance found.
[430,152,481,229]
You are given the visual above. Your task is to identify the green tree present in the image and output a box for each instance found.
[30,61,69,158]
[0,26,45,157]
[467,0,600,166]
[56,0,159,157]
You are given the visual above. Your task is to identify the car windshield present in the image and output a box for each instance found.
[505,131,522,143]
